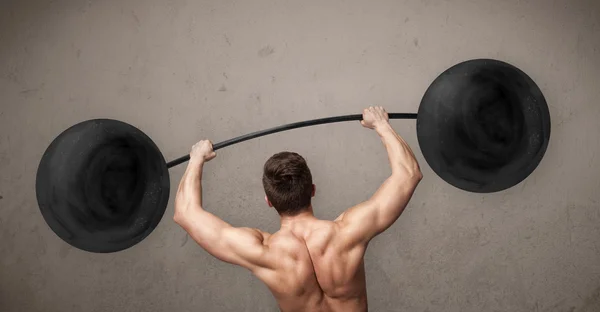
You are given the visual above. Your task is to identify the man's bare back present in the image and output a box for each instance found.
[174,106,422,312]
[253,218,368,312]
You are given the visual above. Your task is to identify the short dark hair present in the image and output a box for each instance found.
[262,152,313,216]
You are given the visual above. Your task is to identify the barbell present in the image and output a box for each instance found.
[35,59,551,253]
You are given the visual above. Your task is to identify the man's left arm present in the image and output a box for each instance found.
[174,140,272,272]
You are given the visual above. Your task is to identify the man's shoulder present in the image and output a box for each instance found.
[303,221,343,251]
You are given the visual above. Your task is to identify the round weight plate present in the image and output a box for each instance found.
[36,119,170,252]
[417,59,551,193]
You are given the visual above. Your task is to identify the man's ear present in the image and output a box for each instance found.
[311,184,316,197]
[265,195,273,207]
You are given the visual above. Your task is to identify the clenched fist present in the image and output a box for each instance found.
[361,106,389,130]
[190,140,217,163]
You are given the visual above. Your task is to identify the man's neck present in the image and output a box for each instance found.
[279,207,316,228]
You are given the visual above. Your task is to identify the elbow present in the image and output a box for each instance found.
[173,210,194,229]
[405,160,423,183]
[173,189,193,225]
[173,200,191,226]
[173,196,183,223]
[173,209,186,226]
[173,200,202,227]
[405,171,423,188]
[392,167,423,184]
[412,169,423,182]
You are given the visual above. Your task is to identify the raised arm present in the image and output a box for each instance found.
[335,106,422,248]
[174,140,273,272]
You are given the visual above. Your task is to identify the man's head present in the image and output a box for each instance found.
[262,152,315,216]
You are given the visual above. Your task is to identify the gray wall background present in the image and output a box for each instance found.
[1,0,599,311]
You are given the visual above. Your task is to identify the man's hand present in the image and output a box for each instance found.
[361,106,389,130]
[190,140,217,164]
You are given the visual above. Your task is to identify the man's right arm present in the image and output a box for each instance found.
[335,108,422,248]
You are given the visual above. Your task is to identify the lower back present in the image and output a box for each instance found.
[277,294,368,312]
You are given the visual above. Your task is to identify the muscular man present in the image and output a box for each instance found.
[174,106,423,312]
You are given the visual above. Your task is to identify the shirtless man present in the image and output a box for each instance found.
[174,106,423,312]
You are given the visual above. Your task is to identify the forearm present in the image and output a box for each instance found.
[174,158,232,235]
[375,122,422,179]
[175,159,205,217]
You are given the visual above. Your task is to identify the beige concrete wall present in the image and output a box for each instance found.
[1,0,599,311]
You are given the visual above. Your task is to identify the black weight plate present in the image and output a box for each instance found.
[417,59,551,193]
[36,119,170,252]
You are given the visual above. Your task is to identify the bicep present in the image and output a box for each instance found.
[336,174,419,246]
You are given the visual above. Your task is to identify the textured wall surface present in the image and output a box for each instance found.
[1,0,599,311]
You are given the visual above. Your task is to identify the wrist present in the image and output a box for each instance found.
[189,157,205,167]
[374,122,392,134]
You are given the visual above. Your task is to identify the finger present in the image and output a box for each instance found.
[360,120,366,126]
